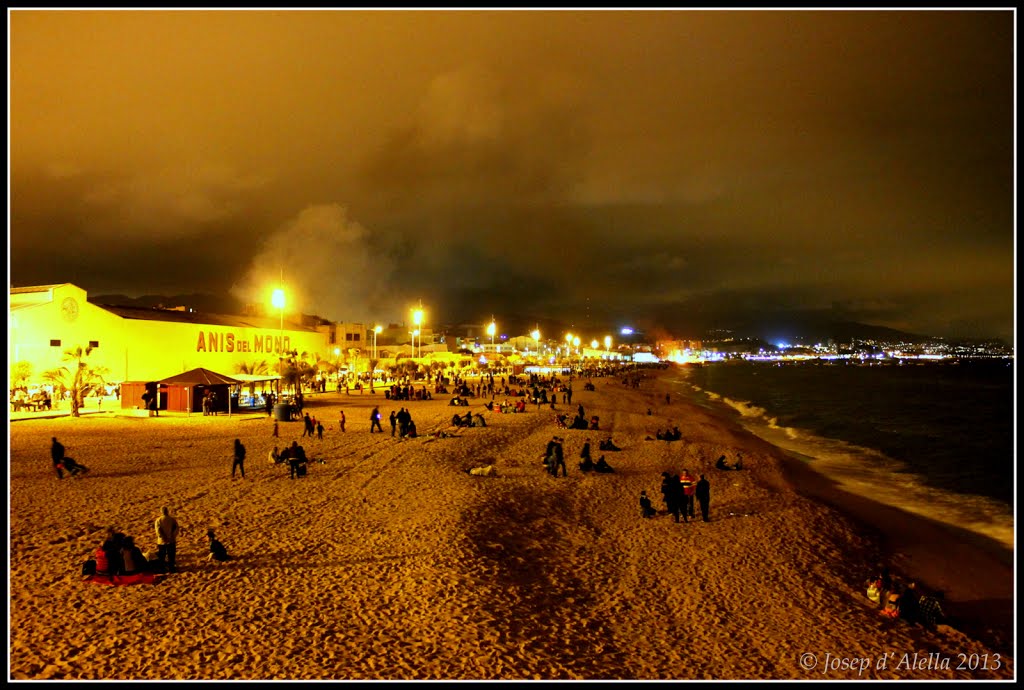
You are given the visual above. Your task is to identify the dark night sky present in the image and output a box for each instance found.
[8,9,1016,342]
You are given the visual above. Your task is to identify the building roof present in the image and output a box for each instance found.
[97,304,320,332]
[9,283,70,295]
[159,368,242,386]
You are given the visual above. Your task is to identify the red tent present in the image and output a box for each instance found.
[158,368,242,414]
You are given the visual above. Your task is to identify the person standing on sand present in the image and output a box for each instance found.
[389,410,398,436]
[154,507,181,573]
[696,474,711,522]
[316,420,324,440]
[339,410,346,432]
[51,437,66,480]
[232,438,246,478]
[272,420,279,438]
[679,469,697,522]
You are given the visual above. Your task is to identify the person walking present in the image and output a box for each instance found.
[316,420,324,440]
[154,507,180,573]
[272,420,279,438]
[339,410,346,432]
[552,437,567,477]
[370,406,383,433]
[51,437,66,480]
[696,474,711,522]
[232,438,246,478]
[302,413,313,437]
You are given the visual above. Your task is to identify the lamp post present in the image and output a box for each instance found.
[604,335,612,358]
[271,287,286,396]
[565,333,573,361]
[412,306,424,358]
[531,327,540,356]
[373,325,382,361]
[333,347,341,387]
[573,336,581,358]
[487,317,496,352]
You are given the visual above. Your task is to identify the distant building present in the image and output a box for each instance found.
[9,283,330,386]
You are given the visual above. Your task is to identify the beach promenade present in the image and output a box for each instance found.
[8,366,1014,680]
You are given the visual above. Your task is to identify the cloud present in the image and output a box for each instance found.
[230,204,395,324]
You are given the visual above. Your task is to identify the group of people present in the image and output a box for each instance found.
[301,413,325,440]
[84,507,231,580]
[653,470,711,522]
[51,437,88,479]
[270,440,311,479]
[390,408,419,438]
[652,427,683,441]
[868,567,946,629]
[452,410,487,428]
[715,454,743,471]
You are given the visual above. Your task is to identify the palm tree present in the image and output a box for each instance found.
[42,345,109,417]
[10,361,32,391]
[235,360,269,399]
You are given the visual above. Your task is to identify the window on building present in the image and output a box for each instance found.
[352,333,361,341]
[345,333,354,341]
[50,339,61,347]
[89,340,99,348]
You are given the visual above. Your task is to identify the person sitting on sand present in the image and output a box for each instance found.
[639,491,657,518]
[594,456,614,473]
[579,455,595,472]
[917,591,946,629]
[208,529,231,561]
[715,455,731,471]
[269,446,281,464]
[599,438,621,451]
[120,535,148,575]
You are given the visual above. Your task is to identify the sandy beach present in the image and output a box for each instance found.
[7,365,1015,681]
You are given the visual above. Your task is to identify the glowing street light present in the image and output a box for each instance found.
[573,336,581,353]
[412,305,424,358]
[271,286,286,396]
[565,332,573,357]
[531,327,541,354]
[487,317,497,351]
[604,335,612,354]
[373,325,382,361]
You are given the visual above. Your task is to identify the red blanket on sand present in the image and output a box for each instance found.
[84,573,161,586]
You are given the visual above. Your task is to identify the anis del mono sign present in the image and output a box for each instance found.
[196,330,292,355]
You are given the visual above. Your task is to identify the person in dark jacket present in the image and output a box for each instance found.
[640,491,657,518]
[51,437,66,479]
[120,535,148,574]
[696,474,711,522]
[208,530,231,561]
[232,438,246,479]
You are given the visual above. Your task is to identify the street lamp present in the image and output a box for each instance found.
[333,347,341,387]
[531,327,540,355]
[373,325,382,361]
[573,336,581,356]
[412,305,424,358]
[565,332,573,357]
[271,287,286,396]
[604,335,612,356]
[487,318,496,352]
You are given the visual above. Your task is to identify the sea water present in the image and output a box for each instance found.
[671,359,1015,551]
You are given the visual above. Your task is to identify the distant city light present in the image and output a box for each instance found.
[620,327,634,335]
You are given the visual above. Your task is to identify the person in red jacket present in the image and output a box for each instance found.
[679,469,697,522]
